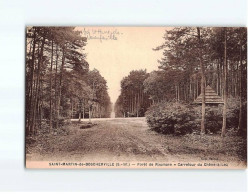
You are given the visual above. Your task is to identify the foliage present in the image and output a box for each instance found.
[25,27,112,136]
[146,96,247,135]
[227,97,247,129]
[146,101,196,135]
[193,105,223,134]
[115,69,151,117]
[147,27,247,136]
[193,97,247,133]
[144,70,180,102]
[152,27,247,103]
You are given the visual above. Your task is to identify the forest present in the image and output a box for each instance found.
[25,26,247,168]
[115,27,247,137]
[114,70,152,117]
[25,27,112,136]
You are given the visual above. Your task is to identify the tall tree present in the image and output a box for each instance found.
[197,27,206,134]
[237,27,247,135]
[115,69,150,117]
[154,27,208,133]
[221,28,228,137]
[25,27,93,135]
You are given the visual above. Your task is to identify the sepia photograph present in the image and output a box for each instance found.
[25,26,247,169]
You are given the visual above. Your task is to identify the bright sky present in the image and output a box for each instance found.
[77,27,166,104]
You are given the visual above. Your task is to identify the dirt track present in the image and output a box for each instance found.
[26,117,246,168]
[27,118,174,162]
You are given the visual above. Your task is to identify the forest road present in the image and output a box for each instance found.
[27,117,246,168]
[28,117,174,162]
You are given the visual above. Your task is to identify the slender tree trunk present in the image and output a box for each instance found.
[238,35,243,135]
[197,27,206,135]
[31,35,46,135]
[234,63,238,97]
[82,102,85,119]
[56,48,65,128]
[217,60,220,95]
[189,79,192,101]
[131,90,134,113]
[89,106,92,123]
[49,40,54,131]
[175,85,177,101]
[37,77,43,133]
[79,112,81,122]
[230,61,234,96]
[236,62,239,97]
[184,84,186,101]
[129,92,131,113]
[136,93,139,117]
[27,28,37,135]
[54,45,59,126]
[221,28,228,137]
[196,79,198,97]
[220,57,224,97]
[71,100,73,119]
[178,84,180,101]
[83,107,85,119]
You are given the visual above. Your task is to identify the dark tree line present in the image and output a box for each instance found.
[25,27,111,136]
[74,69,112,121]
[114,70,152,117]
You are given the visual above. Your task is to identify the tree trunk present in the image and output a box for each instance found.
[56,48,65,128]
[27,28,37,135]
[196,79,198,98]
[136,93,139,117]
[31,35,46,135]
[217,60,220,95]
[131,90,134,113]
[79,112,81,122]
[197,27,206,134]
[178,84,180,101]
[189,79,192,101]
[83,100,85,119]
[89,106,92,123]
[71,100,73,119]
[83,106,85,119]
[238,33,243,135]
[54,45,59,126]
[221,28,228,137]
[49,40,54,131]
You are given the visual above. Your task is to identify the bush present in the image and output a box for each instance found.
[226,97,246,129]
[206,106,223,133]
[193,97,247,133]
[39,119,50,134]
[146,97,246,135]
[145,101,197,135]
[193,105,222,133]
[52,116,68,128]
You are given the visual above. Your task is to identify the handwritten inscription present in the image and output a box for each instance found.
[81,28,123,42]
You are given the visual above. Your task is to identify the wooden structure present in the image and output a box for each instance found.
[194,85,224,104]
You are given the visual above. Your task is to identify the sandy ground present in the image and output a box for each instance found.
[26,118,246,168]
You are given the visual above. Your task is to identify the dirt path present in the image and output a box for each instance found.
[27,118,176,162]
[26,117,246,168]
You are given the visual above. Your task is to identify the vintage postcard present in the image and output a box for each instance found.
[25,26,247,169]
